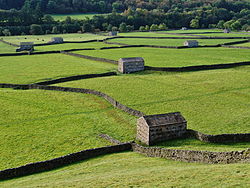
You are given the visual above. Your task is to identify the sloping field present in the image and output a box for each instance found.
[57,66,250,135]
[1,152,249,188]
[0,54,116,84]
[75,47,250,67]
[2,33,108,45]
[108,38,243,46]
[35,42,118,51]
[51,13,108,21]
[0,42,16,53]
[0,89,135,170]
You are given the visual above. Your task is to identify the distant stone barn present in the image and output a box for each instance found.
[109,31,118,36]
[50,37,64,44]
[16,42,34,52]
[184,40,199,47]
[137,112,187,145]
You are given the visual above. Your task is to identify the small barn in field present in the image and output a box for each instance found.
[184,40,199,47]
[16,42,34,52]
[118,57,145,74]
[136,112,187,146]
[50,37,64,44]
[109,31,118,36]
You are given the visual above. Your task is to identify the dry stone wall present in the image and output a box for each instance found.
[0,143,132,180]
[132,143,250,164]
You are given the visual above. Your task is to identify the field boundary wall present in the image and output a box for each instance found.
[0,143,132,180]
[0,83,144,117]
[132,143,250,164]
[34,72,117,85]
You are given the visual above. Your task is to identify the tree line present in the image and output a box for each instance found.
[0,0,249,36]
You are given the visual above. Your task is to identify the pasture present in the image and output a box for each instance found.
[1,152,249,188]
[0,31,249,186]
[108,38,243,46]
[75,47,250,67]
[0,54,116,84]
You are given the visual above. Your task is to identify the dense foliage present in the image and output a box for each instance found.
[0,0,249,35]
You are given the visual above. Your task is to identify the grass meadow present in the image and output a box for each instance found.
[0,42,16,53]
[35,42,118,51]
[1,152,249,187]
[0,31,249,186]
[0,88,136,170]
[57,66,250,136]
[1,33,108,45]
[75,47,250,67]
[109,38,243,46]
[0,54,116,84]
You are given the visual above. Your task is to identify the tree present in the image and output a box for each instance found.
[231,21,242,31]
[30,24,43,35]
[42,15,54,24]
[2,29,11,36]
[119,22,127,32]
[82,23,93,32]
[107,24,113,31]
[150,24,159,31]
[139,26,145,31]
[217,20,225,29]
[159,23,167,30]
[190,19,199,28]
[145,25,150,31]
[51,26,59,34]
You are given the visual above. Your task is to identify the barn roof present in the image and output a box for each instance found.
[119,57,144,63]
[142,112,186,127]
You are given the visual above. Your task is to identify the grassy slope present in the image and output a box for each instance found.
[118,32,191,37]
[198,33,250,37]
[109,38,242,46]
[51,13,108,21]
[0,54,116,84]
[2,33,108,45]
[1,152,249,188]
[0,42,16,53]
[159,29,222,33]
[58,66,250,135]
[75,47,250,67]
[35,42,118,51]
[0,89,135,170]
[235,42,250,47]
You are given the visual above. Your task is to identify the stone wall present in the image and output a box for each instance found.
[0,83,144,117]
[34,72,117,85]
[144,61,250,72]
[186,129,250,143]
[61,51,118,65]
[0,143,132,180]
[132,143,250,164]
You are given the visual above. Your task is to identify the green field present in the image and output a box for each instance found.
[158,29,222,34]
[0,88,135,170]
[2,33,108,45]
[1,152,249,188]
[0,54,116,84]
[75,47,250,67]
[35,42,118,51]
[198,33,250,37]
[117,32,191,38]
[235,42,250,47]
[0,31,249,186]
[109,38,243,46]
[57,66,250,135]
[51,13,108,21]
[0,42,16,53]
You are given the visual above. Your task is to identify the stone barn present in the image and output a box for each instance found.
[224,29,231,33]
[16,42,34,52]
[50,37,64,44]
[109,31,118,36]
[118,57,145,74]
[184,40,199,47]
[137,112,187,146]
